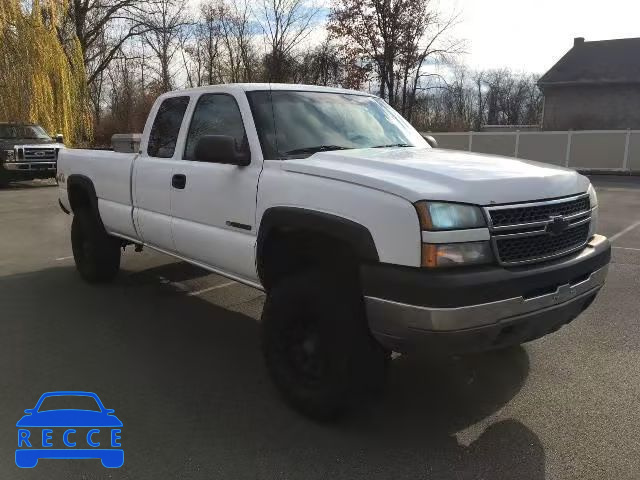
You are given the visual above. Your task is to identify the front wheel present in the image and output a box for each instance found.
[261,269,387,421]
[71,208,121,283]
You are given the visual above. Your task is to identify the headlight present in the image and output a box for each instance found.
[415,201,486,230]
[3,149,14,161]
[587,184,598,208]
[422,241,493,268]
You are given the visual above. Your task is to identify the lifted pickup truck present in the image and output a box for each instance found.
[0,123,64,186]
[57,83,610,419]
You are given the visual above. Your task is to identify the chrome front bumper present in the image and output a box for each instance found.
[366,265,608,334]
[4,162,56,171]
[363,235,610,353]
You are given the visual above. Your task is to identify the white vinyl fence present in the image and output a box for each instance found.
[426,130,640,173]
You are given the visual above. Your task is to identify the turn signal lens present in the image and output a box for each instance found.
[421,241,493,268]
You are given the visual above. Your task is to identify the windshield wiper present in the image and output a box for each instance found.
[372,143,412,148]
[284,145,351,155]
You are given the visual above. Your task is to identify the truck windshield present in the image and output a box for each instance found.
[0,124,51,140]
[247,90,426,159]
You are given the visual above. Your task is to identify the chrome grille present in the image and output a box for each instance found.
[485,194,592,266]
[489,196,590,227]
[496,223,589,263]
[22,147,57,161]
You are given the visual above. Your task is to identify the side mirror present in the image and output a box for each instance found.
[55,134,64,144]
[194,135,250,166]
[24,409,34,414]
[105,409,115,414]
[423,134,438,148]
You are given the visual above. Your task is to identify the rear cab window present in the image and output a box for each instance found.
[147,96,190,158]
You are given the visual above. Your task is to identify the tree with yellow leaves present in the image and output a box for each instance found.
[0,0,92,145]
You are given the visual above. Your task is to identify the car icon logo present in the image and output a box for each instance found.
[15,391,123,468]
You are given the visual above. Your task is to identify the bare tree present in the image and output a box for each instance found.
[23,0,541,142]
[472,70,486,130]
[198,1,223,85]
[219,0,259,82]
[329,0,463,120]
[141,0,191,92]
[57,0,148,86]
[257,0,322,82]
[181,1,229,87]
[293,39,347,86]
[399,6,464,121]
[411,65,542,132]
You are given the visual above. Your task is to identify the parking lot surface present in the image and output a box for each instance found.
[1,176,640,479]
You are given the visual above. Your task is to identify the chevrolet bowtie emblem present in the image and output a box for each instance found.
[546,216,570,236]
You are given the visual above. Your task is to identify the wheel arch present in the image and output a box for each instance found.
[67,175,99,217]
[256,207,379,289]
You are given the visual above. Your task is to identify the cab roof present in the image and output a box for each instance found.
[163,83,376,97]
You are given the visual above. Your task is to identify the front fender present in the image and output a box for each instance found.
[257,206,379,263]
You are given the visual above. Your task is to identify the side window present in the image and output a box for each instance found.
[184,94,248,161]
[147,96,189,158]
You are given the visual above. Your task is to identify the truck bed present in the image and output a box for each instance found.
[58,148,139,240]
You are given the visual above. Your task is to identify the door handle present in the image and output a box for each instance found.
[172,174,186,189]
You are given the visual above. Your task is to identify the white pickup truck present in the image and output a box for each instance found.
[57,83,610,419]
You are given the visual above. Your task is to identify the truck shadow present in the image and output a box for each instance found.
[123,260,216,286]
[0,264,544,480]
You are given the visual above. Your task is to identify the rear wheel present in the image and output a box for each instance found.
[261,269,387,420]
[71,208,121,283]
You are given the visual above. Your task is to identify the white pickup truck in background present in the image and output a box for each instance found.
[57,83,611,420]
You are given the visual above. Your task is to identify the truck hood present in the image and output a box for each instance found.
[281,147,590,205]
[0,139,61,149]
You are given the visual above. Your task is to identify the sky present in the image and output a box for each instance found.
[189,0,640,75]
[444,0,640,73]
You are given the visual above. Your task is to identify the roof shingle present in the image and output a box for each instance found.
[538,37,640,87]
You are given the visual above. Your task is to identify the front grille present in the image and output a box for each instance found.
[23,147,56,161]
[496,223,590,263]
[489,196,590,227]
[486,194,592,266]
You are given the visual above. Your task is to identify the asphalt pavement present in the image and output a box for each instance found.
[1,176,639,479]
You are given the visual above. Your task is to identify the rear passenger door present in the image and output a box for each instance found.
[170,92,262,282]
[133,95,190,252]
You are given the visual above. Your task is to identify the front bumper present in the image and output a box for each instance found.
[3,161,56,172]
[1,161,57,182]
[363,234,610,354]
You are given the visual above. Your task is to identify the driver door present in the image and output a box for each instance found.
[170,92,262,282]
